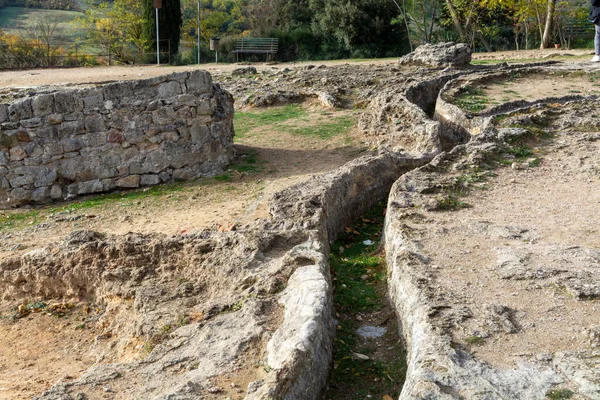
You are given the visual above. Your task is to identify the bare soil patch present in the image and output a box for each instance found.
[420,109,600,373]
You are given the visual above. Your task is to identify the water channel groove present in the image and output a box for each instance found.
[323,202,407,399]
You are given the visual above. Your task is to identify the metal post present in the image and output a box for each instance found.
[215,50,218,63]
[155,8,160,65]
[197,0,200,64]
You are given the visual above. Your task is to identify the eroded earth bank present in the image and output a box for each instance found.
[0,44,598,399]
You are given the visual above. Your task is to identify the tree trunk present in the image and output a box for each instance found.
[540,0,556,49]
[477,31,493,52]
[445,0,467,42]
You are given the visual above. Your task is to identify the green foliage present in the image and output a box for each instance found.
[308,0,410,58]
[142,0,181,59]
[545,388,574,400]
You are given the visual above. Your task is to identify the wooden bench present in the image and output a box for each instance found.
[563,20,595,49]
[232,38,278,62]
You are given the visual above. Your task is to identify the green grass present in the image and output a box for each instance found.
[234,105,356,141]
[454,86,489,113]
[234,104,307,137]
[286,115,355,140]
[545,388,574,400]
[0,210,40,231]
[0,182,188,233]
[326,203,406,399]
[0,7,87,44]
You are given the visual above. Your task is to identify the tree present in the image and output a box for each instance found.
[309,0,410,58]
[28,12,63,66]
[142,0,182,59]
[77,0,146,63]
[540,0,555,48]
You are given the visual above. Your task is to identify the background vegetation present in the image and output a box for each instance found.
[0,0,593,68]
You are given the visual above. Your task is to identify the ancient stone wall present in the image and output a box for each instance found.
[0,70,234,207]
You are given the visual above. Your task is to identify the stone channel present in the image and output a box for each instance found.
[0,43,598,399]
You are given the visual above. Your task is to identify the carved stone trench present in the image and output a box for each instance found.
[1,62,598,399]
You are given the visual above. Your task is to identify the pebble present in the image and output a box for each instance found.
[357,326,387,338]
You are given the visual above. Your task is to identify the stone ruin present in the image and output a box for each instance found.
[0,70,234,207]
[0,43,599,399]
[399,41,472,68]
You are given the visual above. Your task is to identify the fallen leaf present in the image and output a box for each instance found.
[383,395,394,400]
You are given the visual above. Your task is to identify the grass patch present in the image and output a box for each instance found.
[234,104,307,137]
[0,182,189,233]
[545,388,574,400]
[286,115,355,140]
[465,335,485,346]
[326,203,406,399]
[435,195,471,211]
[454,86,489,113]
[0,210,39,231]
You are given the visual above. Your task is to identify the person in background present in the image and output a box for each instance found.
[590,0,600,61]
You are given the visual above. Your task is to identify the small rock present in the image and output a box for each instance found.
[352,352,370,361]
[356,325,387,338]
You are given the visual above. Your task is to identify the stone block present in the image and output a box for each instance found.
[172,167,196,181]
[8,98,33,122]
[54,91,82,113]
[78,179,104,195]
[176,94,196,107]
[159,171,171,182]
[162,131,180,142]
[9,174,34,187]
[190,125,211,145]
[169,72,189,83]
[45,142,63,156]
[186,70,213,93]
[196,98,214,115]
[116,175,140,188]
[0,132,18,148]
[58,120,85,136]
[83,90,104,110]
[1,177,9,189]
[35,169,57,187]
[20,117,42,129]
[16,130,32,142]
[80,132,107,147]
[0,166,6,176]
[158,81,182,98]
[84,115,106,133]
[63,138,83,152]
[36,125,56,140]
[32,94,55,116]
[31,186,50,202]
[0,104,8,123]
[152,107,177,125]
[10,146,27,161]
[50,184,63,199]
[47,114,64,125]
[140,174,161,186]
[24,143,43,158]
[56,158,79,181]
[146,99,163,112]
[103,81,133,100]
[0,150,7,166]
[9,187,32,203]
[101,178,115,191]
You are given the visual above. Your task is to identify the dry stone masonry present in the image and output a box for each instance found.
[0,70,234,207]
